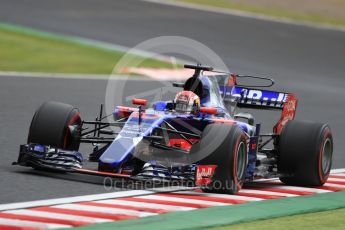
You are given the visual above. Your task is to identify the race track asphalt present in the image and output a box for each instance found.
[0,0,344,203]
[0,76,169,204]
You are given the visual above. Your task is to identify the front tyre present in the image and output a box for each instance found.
[192,124,248,194]
[27,101,81,151]
[278,120,333,186]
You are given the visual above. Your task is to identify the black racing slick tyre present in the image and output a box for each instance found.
[27,101,81,151]
[278,120,333,186]
[192,124,248,194]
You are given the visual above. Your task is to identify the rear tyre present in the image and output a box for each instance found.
[192,124,248,194]
[278,120,333,186]
[27,101,81,151]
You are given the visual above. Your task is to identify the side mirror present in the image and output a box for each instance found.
[234,112,255,125]
[200,107,217,115]
[132,98,147,106]
[172,82,184,88]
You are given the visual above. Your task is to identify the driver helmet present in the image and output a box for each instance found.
[174,91,200,114]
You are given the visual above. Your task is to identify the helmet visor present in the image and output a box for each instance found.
[175,101,193,113]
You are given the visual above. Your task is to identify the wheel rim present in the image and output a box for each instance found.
[322,138,332,174]
[236,141,246,180]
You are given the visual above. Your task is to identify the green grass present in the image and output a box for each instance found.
[208,208,345,230]
[0,25,175,74]
[178,0,345,27]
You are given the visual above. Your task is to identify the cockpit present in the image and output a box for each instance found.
[183,74,232,118]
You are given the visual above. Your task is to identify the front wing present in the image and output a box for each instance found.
[13,144,217,187]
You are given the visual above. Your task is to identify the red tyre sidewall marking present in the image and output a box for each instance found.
[63,112,81,149]
[232,135,246,192]
[318,129,332,184]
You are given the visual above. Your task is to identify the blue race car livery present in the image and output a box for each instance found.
[14,64,333,194]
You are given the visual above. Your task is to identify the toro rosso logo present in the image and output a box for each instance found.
[229,87,288,108]
[285,98,297,112]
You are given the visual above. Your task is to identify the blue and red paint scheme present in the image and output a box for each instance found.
[98,73,296,179]
[15,68,298,185]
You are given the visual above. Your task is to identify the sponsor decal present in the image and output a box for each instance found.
[220,86,288,108]
[273,93,298,134]
[251,143,257,151]
[195,165,217,186]
[285,99,297,112]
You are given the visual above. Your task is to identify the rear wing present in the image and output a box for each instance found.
[221,85,288,110]
[217,74,298,134]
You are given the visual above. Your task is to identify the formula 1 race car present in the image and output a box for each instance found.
[14,64,333,194]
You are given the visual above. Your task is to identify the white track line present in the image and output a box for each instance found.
[136,195,229,206]
[173,191,263,201]
[141,0,345,32]
[94,199,195,211]
[149,186,196,193]
[260,178,345,192]
[261,182,331,193]
[5,209,111,223]
[0,71,155,81]
[331,169,345,173]
[0,217,71,229]
[0,190,154,211]
[270,185,330,193]
[329,174,345,178]
[239,189,297,197]
[52,204,156,218]
[324,183,345,188]
[326,178,345,182]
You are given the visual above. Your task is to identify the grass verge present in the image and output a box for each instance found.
[178,0,345,28]
[0,23,175,74]
[208,208,345,230]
